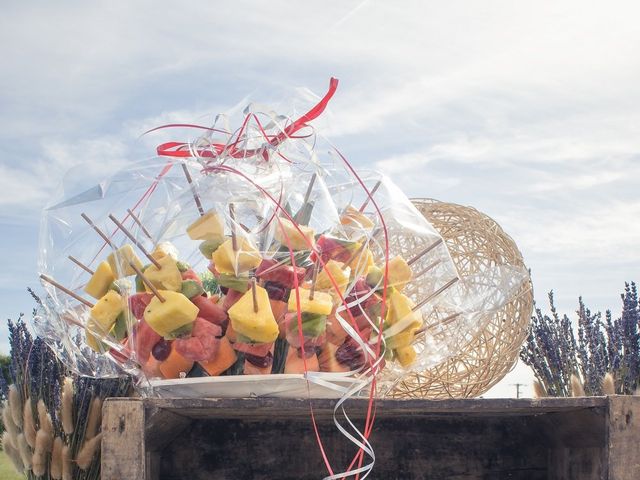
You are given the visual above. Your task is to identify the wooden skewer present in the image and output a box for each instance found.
[229,204,238,252]
[412,277,459,312]
[129,263,165,303]
[127,209,153,241]
[309,258,320,301]
[251,278,258,313]
[68,256,94,275]
[358,180,382,212]
[108,214,162,269]
[407,238,444,266]
[40,274,95,308]
[417,312,463,334]
[81,213,115,247]
[302,173,317,206]
[413,259,442,279]
[181,162,205,216]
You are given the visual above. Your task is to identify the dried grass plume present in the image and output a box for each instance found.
[571,374,586,397]
[602,373,616,395]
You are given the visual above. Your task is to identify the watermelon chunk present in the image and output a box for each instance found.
[129,293,153,320]
[256,259,305,289]
[174,318,222,362]
[191,295,228,325]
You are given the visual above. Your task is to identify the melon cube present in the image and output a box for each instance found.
[316,260,350,295]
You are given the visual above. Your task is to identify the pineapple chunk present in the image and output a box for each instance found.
[187,211,224,241]
[151,242,179,261]
[143,290,199,338]
[385,290,422,330]
[84,261,115,299]
[211,237,262,275]
[395,345,417,367]
[107,244,143,278]
[87,290,124,352]
[347,247,374,277]
[387,255,413,291]
[288,288,333,316]
[316,260,350,294]
[228,285,279,344]
[385,329,416,349]
[143,255,183,292]
[340,205,375,229]
[274,217,315,251]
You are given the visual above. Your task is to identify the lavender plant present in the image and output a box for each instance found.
[521,282,640,396]
[0,313,131,479]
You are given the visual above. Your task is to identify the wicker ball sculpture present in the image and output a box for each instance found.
[389,198,534,399]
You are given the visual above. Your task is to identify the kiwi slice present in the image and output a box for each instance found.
[181,280,205,299]
[176,260,191,272]
[217,274,250,293]
[165,323,194,340]
[199,237,225,258]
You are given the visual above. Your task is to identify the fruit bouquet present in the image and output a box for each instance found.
[35,79,528,397]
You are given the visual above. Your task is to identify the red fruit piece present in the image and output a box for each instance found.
[191,295,228,325]
[134,319,162,364]
[312,235,353,264]
[181,269,203,285]
[256,259,305,289]
[174,318,222,362]
[233,341,273,357]
[129,293,153,320]
[222,289,244,312]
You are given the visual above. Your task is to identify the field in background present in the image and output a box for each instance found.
[0,452,23,480]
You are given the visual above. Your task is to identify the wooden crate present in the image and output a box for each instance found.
[101,396,640,480]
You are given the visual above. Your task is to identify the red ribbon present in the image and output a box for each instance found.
[155,77,339,161]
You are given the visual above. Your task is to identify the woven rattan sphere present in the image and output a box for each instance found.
[389,198,533,399]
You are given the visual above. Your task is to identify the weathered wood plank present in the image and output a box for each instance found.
[607,395,640,480]
[148,396,609,420]
[100,396,637,480]
[101,398,147,480]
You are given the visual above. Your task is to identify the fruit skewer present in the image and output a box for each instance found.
[108,214,162,269]
[126,209,153,241]
[181,162,205,217]
[68,255,94,275]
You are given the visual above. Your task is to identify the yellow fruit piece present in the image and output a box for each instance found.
[395,345,417,367]
[151,242,178,262]
[385,329,416,349]
[274,217,315,250]
[288,288,333,316]
[84,261,115,300]
[347,248,374,277]
[211,237,262,275]
[385,290,422,329]
[340,205,375,229]
[87,291,124,352]
[107,244,143,278]
[187,211,224,241]
[144,290,199,338]
[228,285,279,344]
[316,260,350,295]
[387,255,413,291]
[143,255,183,292]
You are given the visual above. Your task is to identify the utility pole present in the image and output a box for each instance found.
[510,383,525,399]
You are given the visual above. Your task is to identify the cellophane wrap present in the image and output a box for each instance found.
[36,82,528,394]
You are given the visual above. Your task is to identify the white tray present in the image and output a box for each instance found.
[149,373,368,399]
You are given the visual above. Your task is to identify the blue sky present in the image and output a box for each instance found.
[1,1,639,397]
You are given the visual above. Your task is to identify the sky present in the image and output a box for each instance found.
[1,1,639,398]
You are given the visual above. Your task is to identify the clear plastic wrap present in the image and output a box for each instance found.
[36,80,528,394]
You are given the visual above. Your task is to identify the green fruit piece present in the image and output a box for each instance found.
[176,261,191,272]
[217,274,250,293]
[181,280,205,299]
[165,323,194,340]
[199,237,226,259]
[135,264,151,292]
[366,266,384,290]
[110,311,129,340]
[290,312,327,337]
